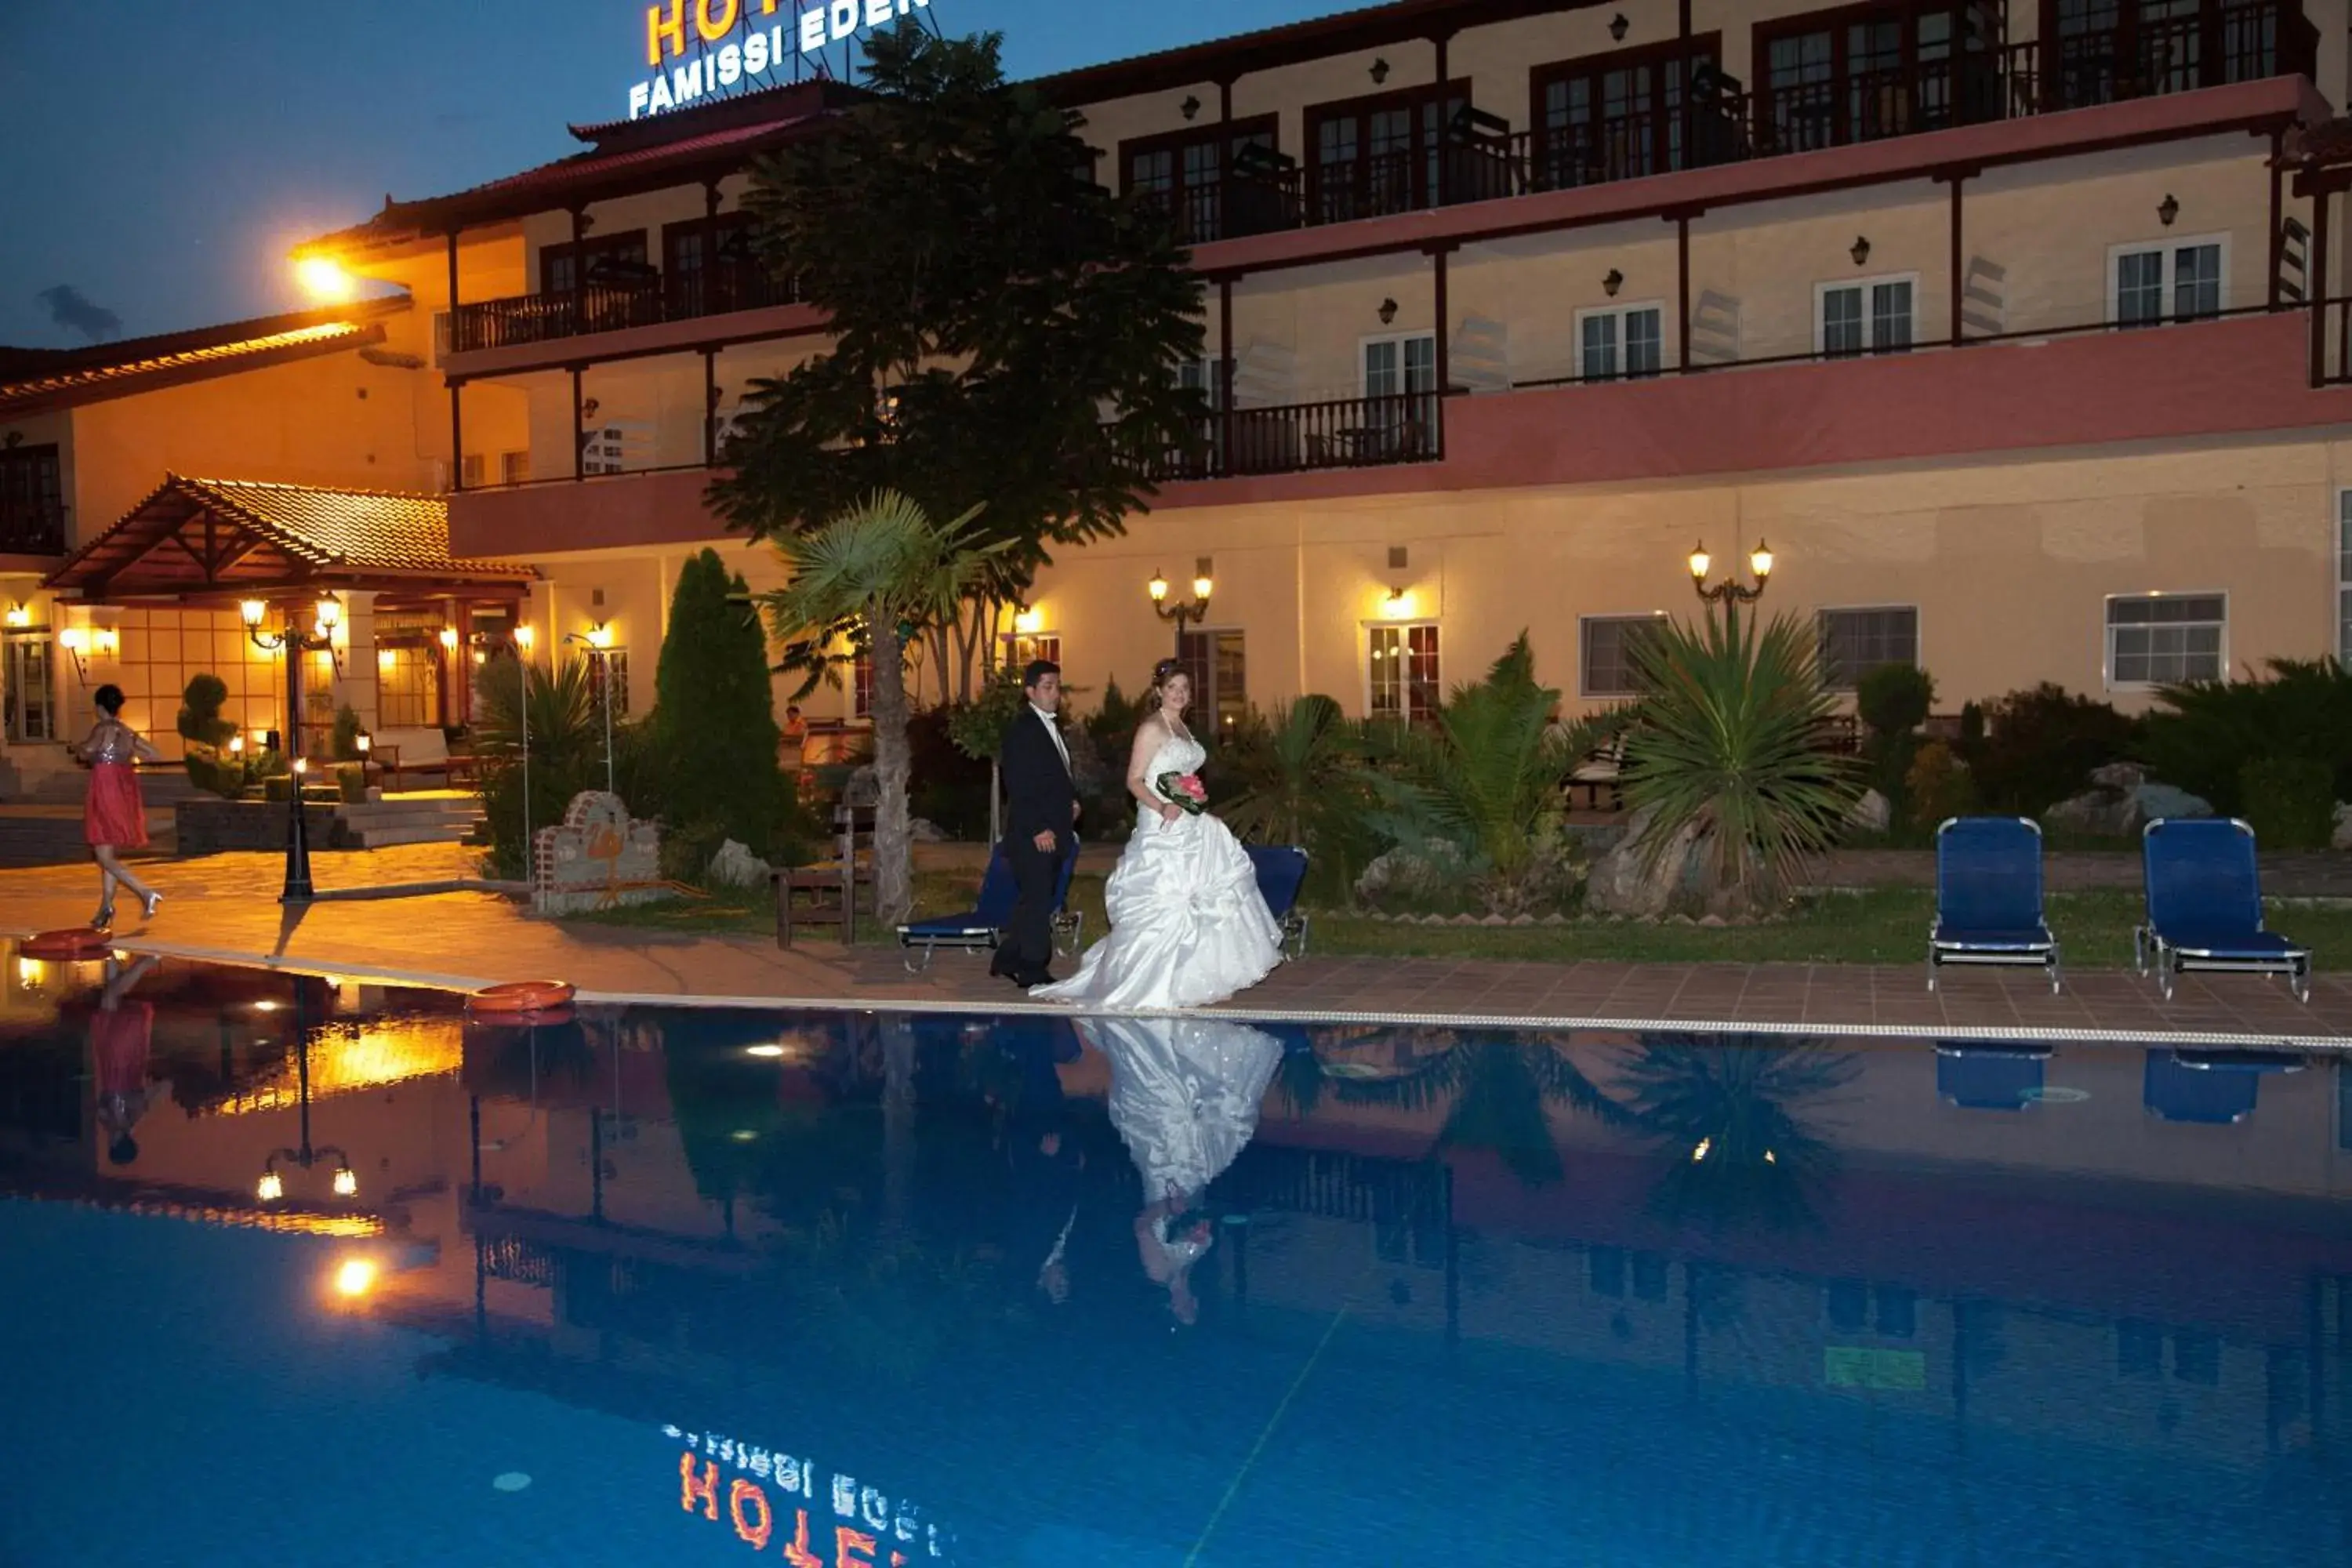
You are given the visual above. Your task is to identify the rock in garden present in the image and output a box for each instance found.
[2043,788,2135,838]
[907,816,948,843]
[2130,783,2211,826]
[1698,913,1728,927]
[707,839,772,888]
[1586,807,1708,920]
[1846,789,1892,833]
[2089,760,2147,791]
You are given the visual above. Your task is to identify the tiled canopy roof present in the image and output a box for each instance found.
[44,474,535,600]
[0,302,405,419]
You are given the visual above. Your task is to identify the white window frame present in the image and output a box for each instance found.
[2106,233,2230,328]
[1359,331,1439,400]
[1813,272,1920,357]
[1578,612,1668,698]
[1363,619,1442,722]
[1571,302,1668,383]
[2103,590,2228,690]
[1814,604,1923,694]
[2339,488,2352,667]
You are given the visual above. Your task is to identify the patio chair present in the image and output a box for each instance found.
[2134,818,2310,1001]
[2142,1047,2307,1125]
[895,845,1081,973]
[1928,816,2060,993]
[1933,1041,2053,1112]
[1244,844,1312,960]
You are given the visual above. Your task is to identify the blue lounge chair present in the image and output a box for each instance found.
[2134,818,2310,1002]
[2143,1047,2305,1125]
[1928,816,2060,993]
[1244,844,1312,959]
[895,846,1081,973]
[1934,1041,2053,1111]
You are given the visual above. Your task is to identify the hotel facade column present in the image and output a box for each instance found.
[335,591,381,738]
[1432,32,1450,208]
[445,229,464,492]
[1945,170,1969,345]
[1432,245,1451,456]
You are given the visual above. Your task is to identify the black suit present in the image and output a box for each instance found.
[993,708,1079,981]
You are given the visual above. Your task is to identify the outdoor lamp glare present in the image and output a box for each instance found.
[229,735,246,755]
[1749,540,1774,581]
[376,648,397,670]
[3,603,27,628]
[1687,543,1712,583]
[93,626,118,655]
[1192,572,1214,601]
[256,1169,285,1203]
[292,757,309,776]
[585,622,615,650]
[514,623,535,652]
[354,732,371,755]
[1013,607,1044,636]
[295,256,354,302]
[332,1165,358,1198]
[57,626,87,654]
[1148,572,1170,603]
[313,596,340,633]
[239,599,267,630]
[332,1258,379,1299]
[437,626,458,649]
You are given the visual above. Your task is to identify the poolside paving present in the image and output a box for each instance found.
[3,844,2348,1047]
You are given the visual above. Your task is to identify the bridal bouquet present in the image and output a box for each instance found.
[1155,771,1208,815]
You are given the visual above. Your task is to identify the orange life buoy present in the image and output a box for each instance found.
[467,980,576,1015]
[19,927,115,961]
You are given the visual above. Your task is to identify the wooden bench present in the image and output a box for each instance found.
[1566,732,1629,812]
[372,726,477,790]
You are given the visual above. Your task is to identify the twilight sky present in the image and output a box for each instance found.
[0,0,1336,350]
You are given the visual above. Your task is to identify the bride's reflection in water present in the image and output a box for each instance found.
[1076,1016,1283,1326]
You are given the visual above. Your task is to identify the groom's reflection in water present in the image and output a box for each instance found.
[1076,1016,1283,1326]
[986,1019,1087,1306]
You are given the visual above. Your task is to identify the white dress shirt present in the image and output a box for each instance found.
[1032,705,1070,771]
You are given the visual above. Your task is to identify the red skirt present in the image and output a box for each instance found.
[85,763,148,850]
[92,1002,154,1098]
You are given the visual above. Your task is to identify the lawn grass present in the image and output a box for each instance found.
[571,868,2352,971]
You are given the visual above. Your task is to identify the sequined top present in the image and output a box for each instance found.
[82,720,140,766]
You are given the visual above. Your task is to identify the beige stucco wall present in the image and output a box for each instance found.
[1019,433,2348,721]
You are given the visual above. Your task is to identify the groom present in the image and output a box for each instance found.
[991,659,1079,988]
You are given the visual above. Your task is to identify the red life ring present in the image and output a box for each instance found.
[18,927,115,961]
[468,980,576,1015]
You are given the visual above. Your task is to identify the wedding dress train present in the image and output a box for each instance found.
[1030,730,1282,1011]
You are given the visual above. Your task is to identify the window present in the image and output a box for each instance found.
[1363,333,1437,400]
[1581,614,1666,697]
[2107,593,2224,686]
[2110,237,2225,327]
[1575,304,1664,382]
[1306,81,1471,223]
[1000,633,1062,671]
[662,212,754,314]
[583,648,631,718]
[3,630,56,743]
[459,454,487,488]
[499,451,532,486]
[373,641,444,728]
[1121,117,1279,244]
[1368,622,1441,724]
[852,652,873,719]
[1758,3,1997,150]
[1817,607,1921,691]
[1533,36,1720,188]
[2339,491,2352,666]
[538,230,651,296]
[1816,276,1915,357]
[1175,629,1247,734]
[1362,334,1439,460]
[0,442,64,554]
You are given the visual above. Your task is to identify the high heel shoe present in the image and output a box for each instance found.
[90,902,115,931]
[141,891,163,920]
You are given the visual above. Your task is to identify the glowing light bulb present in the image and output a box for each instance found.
[332,1166,358,1198]
[1691,1137,1712,1163]
[296,256,355,302]
[746,1044,786,1058]
[437,626,458,649]
[1147,572,1169,604]
[1686,544,1711,583]
[239,599,267,630]
[1748,540,1774,580]
[332,1258,378,1298]
[257,1170,285,1203]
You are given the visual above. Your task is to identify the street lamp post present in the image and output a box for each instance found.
[564,623,617,797]
[252,985,357,1204]
[1686,539,1774,643]
[1146,563,1214,660]
[241,595,343,903]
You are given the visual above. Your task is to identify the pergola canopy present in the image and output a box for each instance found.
[43,474,535,604]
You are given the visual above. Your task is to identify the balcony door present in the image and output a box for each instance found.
[1361,334,1438,461]
[3,630,56,744]
[1307,82,1470,224]
[662,212,754,317]
[1532,36,1720,189]
[1759,2,2003,151]
[2044,0,2293,108]
[1123,117,1279,244]
[0,442,64,555]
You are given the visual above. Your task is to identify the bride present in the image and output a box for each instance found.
[1032,660,1283,1011]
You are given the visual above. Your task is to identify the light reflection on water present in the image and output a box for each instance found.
[0,949,2348,1566]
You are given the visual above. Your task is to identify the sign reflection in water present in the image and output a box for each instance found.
[667,1423,951,1563]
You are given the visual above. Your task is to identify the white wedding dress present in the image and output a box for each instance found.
[1031,728,1283,1011]
[1082,1016,1283,1202]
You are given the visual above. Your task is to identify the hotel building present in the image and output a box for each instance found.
[13,0,2352,782]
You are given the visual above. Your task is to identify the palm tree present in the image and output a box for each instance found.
[1218,695,1373,897]
[1358,633,1619,912]
[760,491,1004,925]
[1613,1035,1856,1234]
[1622,609,1860,916]
[1328,1033,1630,1189]
[470,656,607,878]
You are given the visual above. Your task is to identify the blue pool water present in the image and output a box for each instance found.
[2,953,2349,1566]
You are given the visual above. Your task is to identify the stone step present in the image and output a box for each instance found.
[341,803,484,828]
[351,824,481,849]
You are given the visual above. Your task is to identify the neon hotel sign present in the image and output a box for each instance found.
[629,0,933,118]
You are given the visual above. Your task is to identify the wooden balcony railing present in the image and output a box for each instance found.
[2046,0,2314,111]
[447,264,800,354]
[0,499,65,556]
[1140,392,1443,482]
[1757,43,2034,154]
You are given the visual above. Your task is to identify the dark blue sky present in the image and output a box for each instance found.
[0,0,1330,350]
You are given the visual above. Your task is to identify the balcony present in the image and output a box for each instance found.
[447,265,800,354]
[1131,1,2313,243]
[0,498,64,557]
[1141,393,1443,482]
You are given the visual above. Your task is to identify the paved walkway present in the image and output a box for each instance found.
[3,845,2347,1048]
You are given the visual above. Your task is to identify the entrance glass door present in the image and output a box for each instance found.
[3,630,57,743]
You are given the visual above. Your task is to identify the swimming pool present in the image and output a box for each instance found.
[2,950,2348,1565]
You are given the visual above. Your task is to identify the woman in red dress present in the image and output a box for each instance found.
[91,954,162,1166]
[74,683,162,929]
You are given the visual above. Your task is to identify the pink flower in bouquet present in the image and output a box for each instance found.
[1176,773,1207,803]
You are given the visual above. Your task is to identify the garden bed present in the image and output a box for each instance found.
[174,797,347,856]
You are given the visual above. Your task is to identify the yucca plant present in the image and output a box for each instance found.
[1613,1036,1857,1234]
[1357,633,1618,911]
[760,490,1004,926]
[1622,609,1860,916]
[1218,695,1376,898]
[1327,1034,1630,1189]
[472,655,608,877]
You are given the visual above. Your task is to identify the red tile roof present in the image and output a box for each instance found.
[45,475,535,598]
[0,300,408,419]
